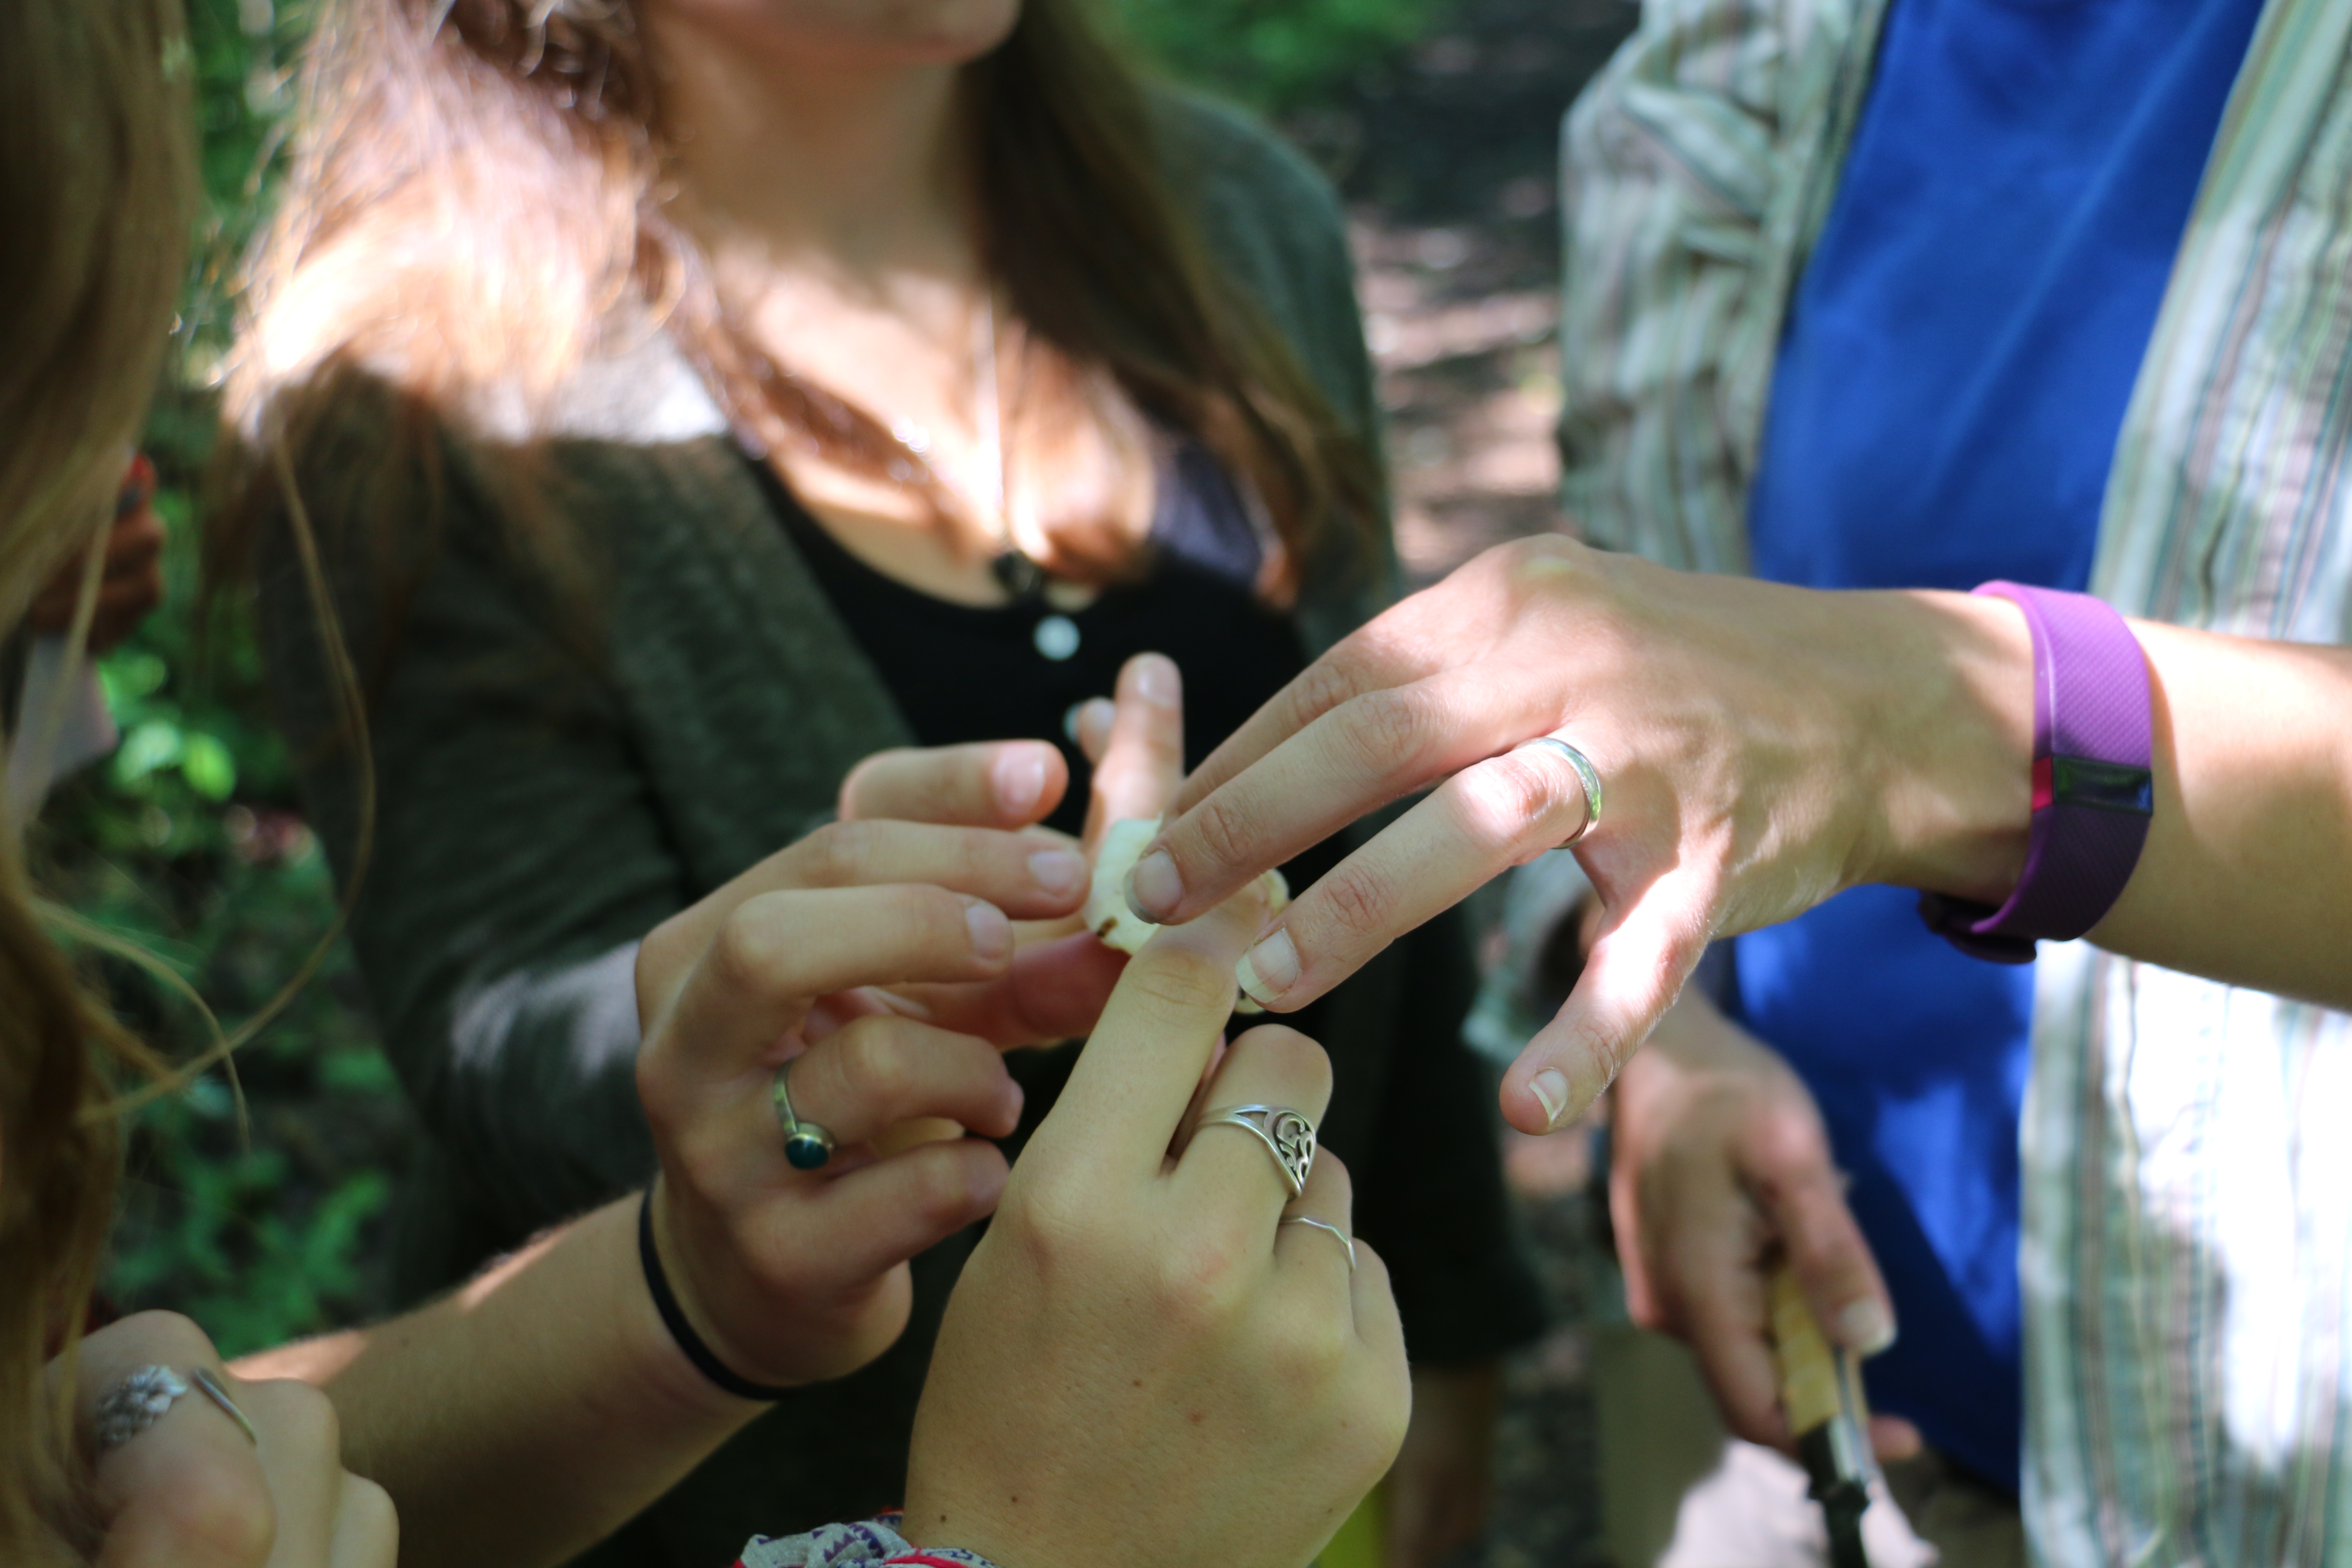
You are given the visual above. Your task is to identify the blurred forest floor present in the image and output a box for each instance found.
[1316,2,1635,1563]
[55,0,1640,1561]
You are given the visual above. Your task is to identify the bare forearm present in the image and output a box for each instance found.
[236,1197,754,1568]
[1879,596,2352,1006]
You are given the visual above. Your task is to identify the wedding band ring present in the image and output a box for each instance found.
[771,1060,835,1171]
[1281,1216,1357,1273]
[1513,737,1604,847]
[1199,1104,1317,1198]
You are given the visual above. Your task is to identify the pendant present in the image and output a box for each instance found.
[1033,614,1081,662]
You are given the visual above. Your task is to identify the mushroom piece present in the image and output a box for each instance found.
[1085,817,1289,1013]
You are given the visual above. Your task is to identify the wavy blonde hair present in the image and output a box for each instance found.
[0,1,193,1559]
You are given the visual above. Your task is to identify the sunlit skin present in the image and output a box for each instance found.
[646,0,1154,609]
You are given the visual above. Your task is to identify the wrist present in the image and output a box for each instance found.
[1856,589,2035,900]
[636,1186,792,1412]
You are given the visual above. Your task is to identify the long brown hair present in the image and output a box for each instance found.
[0,1,194,1559]
[222,0,1381,605]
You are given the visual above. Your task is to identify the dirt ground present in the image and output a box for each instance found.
[1308,1,1642,1561]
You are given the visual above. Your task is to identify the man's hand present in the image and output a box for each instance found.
[1610,993,1917,1459]
[1122,536,2034,1133]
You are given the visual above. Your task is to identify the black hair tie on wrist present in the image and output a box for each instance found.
[637,1186,792,1403]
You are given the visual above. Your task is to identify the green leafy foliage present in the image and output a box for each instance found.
[1109,0,1453,107]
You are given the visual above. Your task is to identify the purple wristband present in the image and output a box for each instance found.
[1918,582,2154,964]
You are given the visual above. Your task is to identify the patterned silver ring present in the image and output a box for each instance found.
[771,1060,835,1172]
[1199,1104,1317,1198]
[1281,1215,1358,1273]
[93,1366,257,1452]
[1513,736,1605,847]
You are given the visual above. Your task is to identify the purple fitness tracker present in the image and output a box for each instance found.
[1918,581,2155,964]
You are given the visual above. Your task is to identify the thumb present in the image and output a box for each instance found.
[1503,876,1712,1133]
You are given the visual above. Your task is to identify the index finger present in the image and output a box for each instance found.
[1129,664,1555,926]
[1022,887,1271,1185]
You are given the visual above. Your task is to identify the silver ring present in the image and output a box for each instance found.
[190,1369,258,1446]
[93,1366,257,1452]
[1513,736,1604,847]
[1281,1216,1357,1273]
[1199,1104,1317,1198]
[771,1060,835,1172]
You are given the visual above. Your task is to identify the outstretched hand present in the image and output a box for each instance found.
[1124,537,2031,1133]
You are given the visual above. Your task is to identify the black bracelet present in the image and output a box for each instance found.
[637,1186,793,1403]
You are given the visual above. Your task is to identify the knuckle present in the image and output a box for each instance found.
[706,900,788,999]
[1455,752,1567,850]
[798,820,878,886]
[108,1310,217,1366]
[1289,655,1366,729]
[1313,862,1395,945]
[836,1023,916,1108]
[900,1152,984,1230]
[1263,1311,1351,1397]
[1124,947,1235,1015]
[1187,793,1258,876]
[251,1377,343,1453]
[1337,688,1439,778]
[1229,1024,1332,1102]
[1155,1237,1250,1326]
[1000,1175,1103,1274]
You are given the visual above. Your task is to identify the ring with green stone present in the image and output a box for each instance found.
[770,1060,835,1172]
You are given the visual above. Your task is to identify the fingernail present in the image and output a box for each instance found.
[1837,1298,1898,1356]
[992,748,1048,816]
[965,900,1012,962]
[1124,849,1182,922]
[1529,1069,1571,1130]
[1028,848,1086,899]
[1236,928,1299,1008]
[1133,655,1180,708]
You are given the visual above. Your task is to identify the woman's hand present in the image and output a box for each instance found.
[1123,536,2034,1133]
[633,810,1094,1387]
[70,1311,396,1568]
[1610,995,1917,1460]
[902,890,1411,1568]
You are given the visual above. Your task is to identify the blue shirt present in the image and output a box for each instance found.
[1739,0,2262,1490]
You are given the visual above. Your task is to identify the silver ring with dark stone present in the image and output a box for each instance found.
[772,1059,835,1171]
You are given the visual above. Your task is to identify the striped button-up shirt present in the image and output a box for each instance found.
[1556,0,2352,1560]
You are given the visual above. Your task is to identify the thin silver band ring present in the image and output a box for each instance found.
[1281,1216,1358,1273]
[1198,1104,1317,1198]
[1512,737,1605,847]
[190,1368,258,1446]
